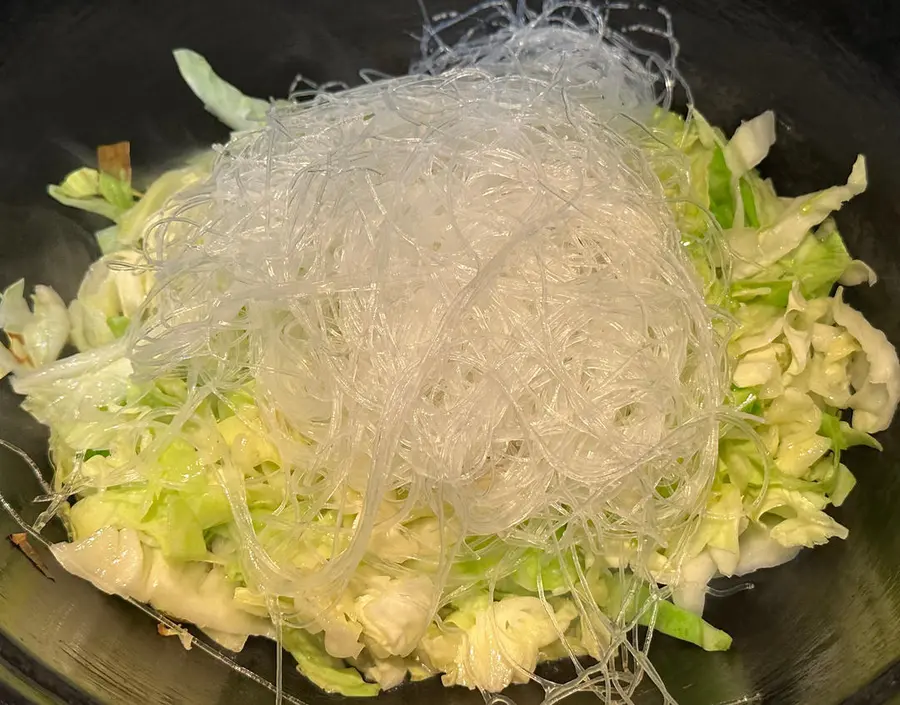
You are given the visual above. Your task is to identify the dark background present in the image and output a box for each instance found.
[0,0,899,703]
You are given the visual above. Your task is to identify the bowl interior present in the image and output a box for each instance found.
[0,1,899,703]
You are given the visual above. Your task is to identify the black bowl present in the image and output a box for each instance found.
[0,1,899,703]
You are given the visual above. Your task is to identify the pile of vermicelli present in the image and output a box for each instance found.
[116,1,727,699]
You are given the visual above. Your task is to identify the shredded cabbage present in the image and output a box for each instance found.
[2,8,898,704]
[173,49,272,132]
